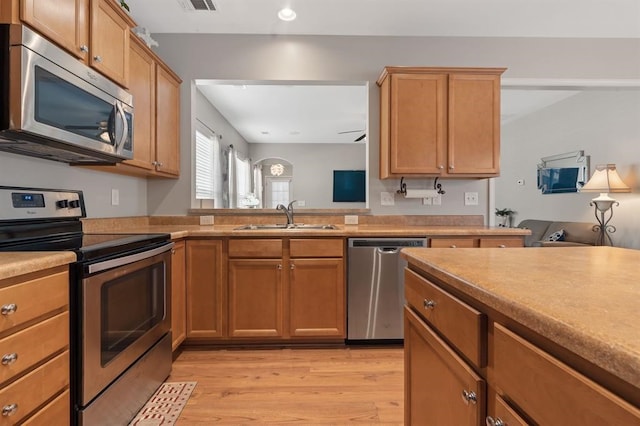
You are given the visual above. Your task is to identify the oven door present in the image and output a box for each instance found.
[79,242,172,406]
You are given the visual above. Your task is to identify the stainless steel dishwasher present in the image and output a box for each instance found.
[347,237,427,341]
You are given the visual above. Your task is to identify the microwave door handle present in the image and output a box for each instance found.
[114,101,128,154]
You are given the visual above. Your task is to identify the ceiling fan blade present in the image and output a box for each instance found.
[338,129,365,134]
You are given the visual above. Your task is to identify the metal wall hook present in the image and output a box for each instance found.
[396,177,407,195]
[434,177,445,194]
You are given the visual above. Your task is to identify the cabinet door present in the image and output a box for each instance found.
[289,258,345,338]
[405,307,485,426]
[228,259,284,338]
[388,73,446,175]
[447,73,501,175]
[154,63,181,176]
[126,34,156,171]
[186,240,224,338]
[89,0,131,87]
[171,240,186,350]
[21,0,89,60]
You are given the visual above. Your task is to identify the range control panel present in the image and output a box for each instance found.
[0,187,85,220]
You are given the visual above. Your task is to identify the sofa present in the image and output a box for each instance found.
[517,219,598,247]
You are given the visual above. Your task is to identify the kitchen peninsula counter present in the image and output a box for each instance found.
[401,246,640,401]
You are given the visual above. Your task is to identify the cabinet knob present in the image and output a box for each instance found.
[1,353,18,366]
[498,244,506,248]
[157,162,164,167]
[461,389,477,405]
[1,403,18,417]
[1,304,17,316]
[93,55,103,63]
[438,165,444,170]
[449,165,455,170]
[486,416,505,426]
[290,263,295,270]
[80,45,89,53]
[450,245,457,248]
[423,299,436,310]
[277,264,282,270]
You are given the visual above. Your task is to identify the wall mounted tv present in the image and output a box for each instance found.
[537,167,584,194]
[333,170,366,202]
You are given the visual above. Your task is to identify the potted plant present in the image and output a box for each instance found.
[495,208,515,227]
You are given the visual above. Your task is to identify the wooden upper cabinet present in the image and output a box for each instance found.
[377,66,505,179]
[20,0,89,60]
[154,61,182,177]
[89,0,134,88]
[127,34,156,172]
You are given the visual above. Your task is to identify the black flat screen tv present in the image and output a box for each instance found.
[537,167,581,194]
[333,170,366,202]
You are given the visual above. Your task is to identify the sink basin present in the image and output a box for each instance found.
[234,224,337,230]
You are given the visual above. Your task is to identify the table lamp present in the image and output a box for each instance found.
[580,164,630,246]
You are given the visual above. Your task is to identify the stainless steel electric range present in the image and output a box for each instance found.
[0,186,173,425]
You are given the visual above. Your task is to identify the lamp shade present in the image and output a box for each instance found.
[580,164,631,193]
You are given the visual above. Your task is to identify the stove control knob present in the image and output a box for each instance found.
[56,200,69,209]
[69,200,81,209]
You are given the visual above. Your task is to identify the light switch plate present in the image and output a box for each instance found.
[111,189,119,206]
[344,215,358,225]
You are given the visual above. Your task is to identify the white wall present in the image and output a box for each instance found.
[496,89,640,249]
[249,143,366,208]
[0,151,147,217]
[147,34,640,219]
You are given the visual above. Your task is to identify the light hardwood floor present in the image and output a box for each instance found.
[168,346,404,424]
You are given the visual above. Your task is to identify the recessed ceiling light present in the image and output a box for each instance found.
[278,7,296,22]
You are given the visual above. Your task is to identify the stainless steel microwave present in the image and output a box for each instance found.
[0,24,133,164]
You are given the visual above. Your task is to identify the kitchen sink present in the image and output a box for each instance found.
[234,224,337,230]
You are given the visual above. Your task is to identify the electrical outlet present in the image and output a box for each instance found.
[111,189,119,206]
[344,215,358,225]
[199,215,214,225]
[464,192,479,206]
[432,194,442,205]
[381,192,395,206]
[297,200,306,207]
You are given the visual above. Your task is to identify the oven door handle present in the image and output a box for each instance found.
[87,242,174,274]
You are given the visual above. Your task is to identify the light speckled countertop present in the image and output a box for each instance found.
[401,246,640,390]
[0,252,76,280]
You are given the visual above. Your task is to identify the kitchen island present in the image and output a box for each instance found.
[401,246,640,425]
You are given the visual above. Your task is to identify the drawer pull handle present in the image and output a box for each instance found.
[486,416,505,426]
[423,299,436,310]
[461,389,477,405]
[1,304,17,316]
[2,403,18,417]
[1,353,18,365]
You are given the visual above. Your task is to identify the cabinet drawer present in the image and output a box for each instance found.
[479,238,523,248]
[493,323,640,425]
[0,270,68,334]
[21,389,70,426]
[488,394,528,426]
[0,350,69,424]
[290,239,344,258]
[405,307,486,425]
[405,269,486,367]
[0,311,68,385]
[430,238,477,248]
[228,239,282,258]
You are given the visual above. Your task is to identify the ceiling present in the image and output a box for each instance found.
[130,1,637,144]
[128,0,640,38]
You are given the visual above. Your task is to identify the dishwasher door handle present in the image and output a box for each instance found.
[376,247,400,254]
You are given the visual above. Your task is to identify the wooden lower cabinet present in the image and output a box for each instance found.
[404,307,485,425]
[430,236,523,248]
[405,265,640,426]
[289,258,345,337]
[186,239,224,339]
[0,266,70,425]
[171,240,186,350]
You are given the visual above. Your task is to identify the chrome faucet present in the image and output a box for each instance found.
[276,200,297,226]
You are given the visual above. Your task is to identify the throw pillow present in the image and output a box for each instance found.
[547,229,566,242]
